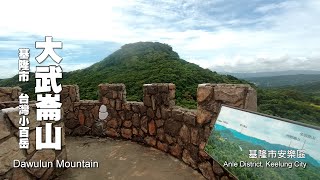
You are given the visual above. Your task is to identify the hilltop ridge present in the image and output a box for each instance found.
[0,42,247,108]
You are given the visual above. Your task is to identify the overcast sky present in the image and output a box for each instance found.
[217,106,320,164]
[1,0,320,78]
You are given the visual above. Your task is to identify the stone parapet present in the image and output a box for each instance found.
[0,83,257,180]
[0,105,67,180]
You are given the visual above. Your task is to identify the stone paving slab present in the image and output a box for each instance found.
[55,136,205,180]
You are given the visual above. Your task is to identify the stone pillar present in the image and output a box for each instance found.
[98,83,126,108]
[140,83,176,147]
[61,85,80,113]
[0,105,67,179]
[61,85,80,135]
[196,83,257,180]
[98,83,126,137]
[143,83,175,110]
[197,84,257,127]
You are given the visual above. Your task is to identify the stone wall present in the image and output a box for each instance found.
[0,83,257,180]
[0,105,67,180]
[60,83,256,180]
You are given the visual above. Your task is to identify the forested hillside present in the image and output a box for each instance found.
[0,42,319,126]
[0,42,246,109]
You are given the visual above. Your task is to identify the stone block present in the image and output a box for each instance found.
[179,125,190,143]
[147,108,155,118]
[155,119,164,127]
[183,111,196,126]
[199,162,216,180]
[157,141,168,152]
[197,84,214,103]
[132,113,140,127]
[156,128,165,141]
[121,128,132,139]
[27,150,55,178]
[148,120,156,135]
[5,107,41,130]
[172,108,184,121]
[156,108,161,119]
[165,134,174,145]
[182,149,197,169]
[0,112,11,140]
[169,144,182,158]
[107,119,118,129]
[143,95,152,107]
[141,116,148,133]
[144,136,157,147]
[214,84,246,106]
[11,168,33,180]
[245,87,257,111]
[123,120,132,128]
[164,118,182,137]
[106,128,119,137]
[72,125,90,136]
[190,127,199,145]
[0,137,26,175]
[160,106,170,119]
[197,108,213,125]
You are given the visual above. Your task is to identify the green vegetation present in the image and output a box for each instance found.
[64,42,247,109]
[0,42,246,109]
[0,42,319,127]
[257,88,320,127]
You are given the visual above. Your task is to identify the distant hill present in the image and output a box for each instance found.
[243,74,320,87]
[220,70,320,79]
[0,42,319,126]
[0,42,246,109]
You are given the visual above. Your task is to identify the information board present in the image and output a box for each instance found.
[205,105,320,180]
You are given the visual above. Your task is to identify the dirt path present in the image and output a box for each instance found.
[56,136,205,180]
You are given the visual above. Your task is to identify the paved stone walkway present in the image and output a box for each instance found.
[56,136,205,180]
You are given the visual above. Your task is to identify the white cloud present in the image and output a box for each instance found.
[0,0,320,74]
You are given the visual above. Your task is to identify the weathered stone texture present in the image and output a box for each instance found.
[197,107,213,125]
[164,118,182,137]
[0,112,11,140]
[197,84,213,103]
[0,105,67,179]
[212,161,225,176]
[199,162,216,180]
[148,120,156,135]
[121,128,132,139]
[5,106,41,130]
[27,150,56,178]
[0,83,257,179]
[182,149,198,169]
[169,144,182,158]
[157,141,168,152]
[11,168,33,180]
[0,87,21,102]
[0,137,26,175]
[179,125,190,143]
[144,136,157,147]
[245,87,258,111]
